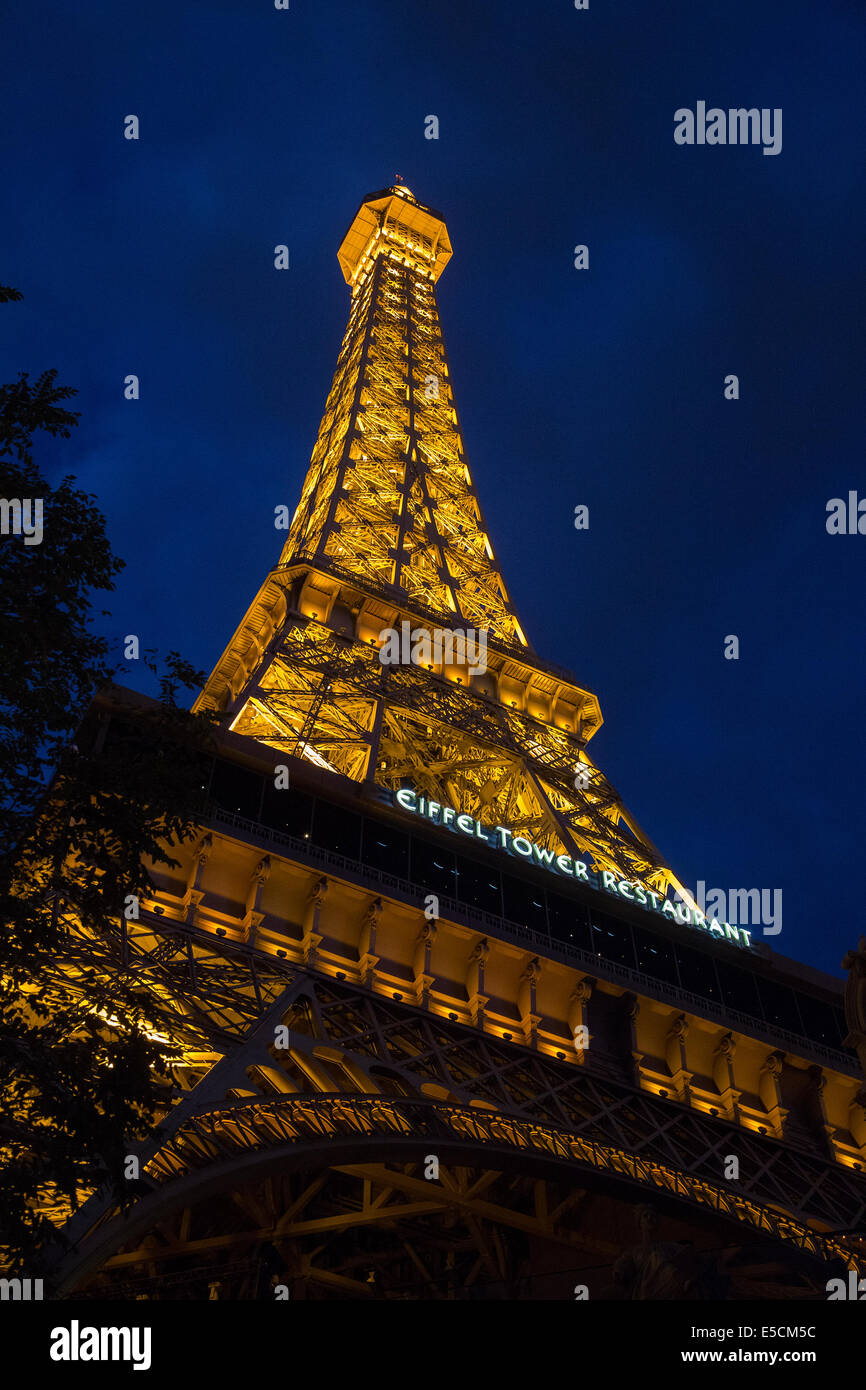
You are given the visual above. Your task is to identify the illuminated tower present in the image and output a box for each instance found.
[195,185,684,894]
[55,188,866,1301]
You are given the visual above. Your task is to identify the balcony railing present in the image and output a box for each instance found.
[204,803,858,1077]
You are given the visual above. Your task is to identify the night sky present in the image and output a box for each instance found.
[4,2,864,977]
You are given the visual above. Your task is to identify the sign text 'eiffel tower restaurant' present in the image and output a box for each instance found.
[391,788,756,952]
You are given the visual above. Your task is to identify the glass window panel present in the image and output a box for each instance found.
[362,817,410,877]
[410,836,458,897]
[311,800,362,858]
[632,924,678,985]
[588,910,636,969]
[757,977,803,1034]
[796,992,842,1049]
[210,759,264,821]
[676,944,721,1001]
[502,874,548,933]
[454,855,503,915]
[715,960,762,1018]
[260,781,314,840]
[547,892,592,951]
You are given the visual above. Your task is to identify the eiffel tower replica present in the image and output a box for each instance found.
[56,185,866,1300]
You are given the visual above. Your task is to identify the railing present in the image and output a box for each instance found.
[204,804,858,1076]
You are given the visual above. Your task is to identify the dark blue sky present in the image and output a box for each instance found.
[4,1,865,976]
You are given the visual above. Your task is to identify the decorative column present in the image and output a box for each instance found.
[241,854,271,946]
[413,919,437,1009]
[302,876,327,968]
[568,976,594,1065]
[806,1064,836,1152]
[848,1089,866,1157]
[465,938,490,1029]
[518,956,542,1049]
[712,1032,741,1124]
[182,832,212,924]
[624,992,643,1085]
[758,1050,787,1139]
[665,1014,692,1105]
[358,896,383,985]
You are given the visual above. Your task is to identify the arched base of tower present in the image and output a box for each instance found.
[60,1149,835,1302]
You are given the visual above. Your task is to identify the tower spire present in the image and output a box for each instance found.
[285,185,520,642]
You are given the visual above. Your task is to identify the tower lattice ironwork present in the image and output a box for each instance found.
[196,185,686,899]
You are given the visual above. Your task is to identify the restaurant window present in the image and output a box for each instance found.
[589,911,636,969]
[675,944,721,1001]
[362,818,410,877]
[547,892,592,951]
[410,835,458,897]
[455,855,503,915]
[311,800,362,858]
[632,924,678,986]
[260,781,314,840]
[209,759,264,821]
[796,992,842,1049]
[715,960,762,1018]
[501,874,548,933]
[757,977,803,1034]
